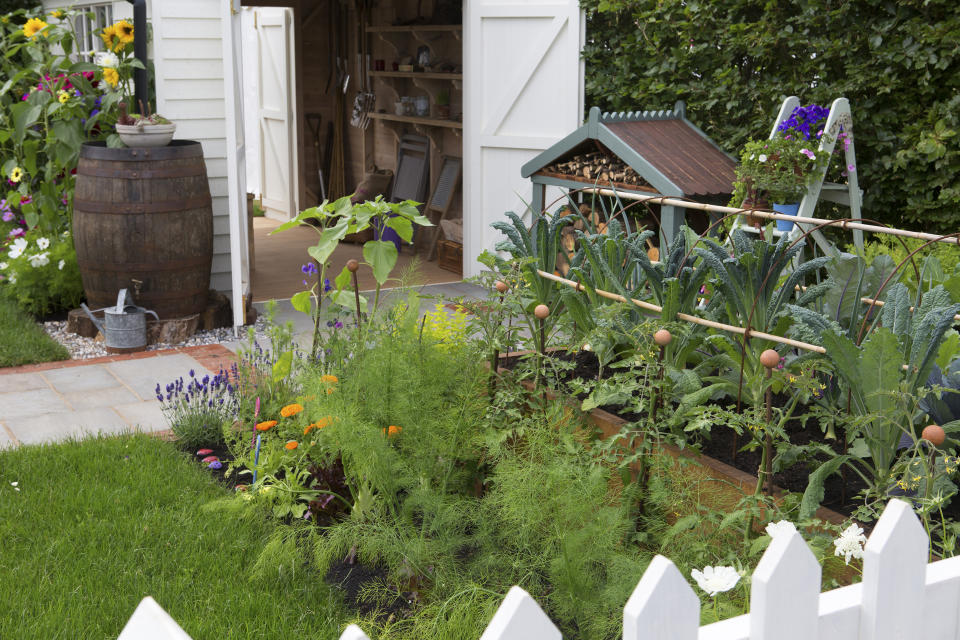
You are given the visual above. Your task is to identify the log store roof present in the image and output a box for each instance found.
[521,102,737,197]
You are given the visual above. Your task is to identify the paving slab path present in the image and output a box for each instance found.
[0,345,236,448]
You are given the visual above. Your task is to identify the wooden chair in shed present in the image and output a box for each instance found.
[425,155,462,260]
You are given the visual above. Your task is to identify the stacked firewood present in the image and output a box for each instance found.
[544,151,651,188]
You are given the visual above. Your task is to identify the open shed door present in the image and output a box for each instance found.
[256,8,298,220]
[463,0,584,278]
[223,0,248,327]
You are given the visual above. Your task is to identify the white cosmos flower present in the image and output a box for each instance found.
[8,237,27,259]
[28,252,49,268]
[758,154,768,163]
[765,519,797,539]
[58,259,65,270]
[833,523,867,565]
[0,262,6,270]
[691,566,740,596]
[36,236,50,249]
[94,50,119,68]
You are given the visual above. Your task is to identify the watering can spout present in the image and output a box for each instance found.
[80,302,105,335]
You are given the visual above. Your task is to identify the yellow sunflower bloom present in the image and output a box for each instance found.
[102,67,119,87]
[49,10,63,19]
[9,167,23,183]
[99,24,116,48]
[23,18,48,39]
[114,19,134,44]
[57,90,70,104]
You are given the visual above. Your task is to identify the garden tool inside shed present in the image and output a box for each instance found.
[306,112,327,202]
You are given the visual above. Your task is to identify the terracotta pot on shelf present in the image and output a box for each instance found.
[740,190,770,229]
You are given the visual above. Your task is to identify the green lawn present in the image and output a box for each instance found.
[0,296,70,367]
[0,435,345,639]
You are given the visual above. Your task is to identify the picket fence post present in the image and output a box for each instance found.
[478,585,561,640]
[750,526,821,640]
[623,555,699,640]
[116,597,193,640]
[339,624,372,640]
[859,498,927,640]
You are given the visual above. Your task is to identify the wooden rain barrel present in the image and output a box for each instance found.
[73,140,213,319]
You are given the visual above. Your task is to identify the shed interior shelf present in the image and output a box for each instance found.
[366,25,462,33]
[370,71,462,80]
[368,112,462,129]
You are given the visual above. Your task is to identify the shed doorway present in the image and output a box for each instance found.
[235,0,584,303]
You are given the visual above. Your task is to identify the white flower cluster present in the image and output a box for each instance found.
[833,523,867,565]
[6,236,55,270]
[691,565,740,596]
[94,50,119,68]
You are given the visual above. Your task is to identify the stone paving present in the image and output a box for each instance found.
[0,345,236,448]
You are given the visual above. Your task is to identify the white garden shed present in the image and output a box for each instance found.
[44,0,585,327]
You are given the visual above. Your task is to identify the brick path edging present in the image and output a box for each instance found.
[0,344,238,377]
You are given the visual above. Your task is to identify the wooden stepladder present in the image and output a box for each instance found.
[736,96,864,257]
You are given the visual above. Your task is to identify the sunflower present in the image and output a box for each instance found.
[57,90,70,104]
[23,18,48,39]
[114,20,134,44]
[9,167,23,183]
[49,10,63,19]
[99,24,115,48]
[102,67,119,87]
[280,403,304,418]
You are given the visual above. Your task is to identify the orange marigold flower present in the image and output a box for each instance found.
[255,420,277,431]
[303,425,314,435]
[280,403,304,418]
[317,416,332,428]
[320,374,339,384]
[285,441,299,450]
[383,425,402,438]
[326,388,335,395]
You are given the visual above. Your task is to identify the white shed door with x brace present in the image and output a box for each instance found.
[256,8,298,220]
[463,1,584,277]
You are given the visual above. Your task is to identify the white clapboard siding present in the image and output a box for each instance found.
[119,500,958,640]
[153,0,232,297]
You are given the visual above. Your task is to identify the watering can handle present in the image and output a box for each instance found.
[116,288,134,313]
[80,303,105,334]
[145,310,159,322]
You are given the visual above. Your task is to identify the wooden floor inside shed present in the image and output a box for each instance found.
[250,217,461,302]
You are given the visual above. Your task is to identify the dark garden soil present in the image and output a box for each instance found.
[326,559,416,621]
[499,350,960,524]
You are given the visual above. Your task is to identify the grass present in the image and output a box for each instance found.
[0,296,69,368]
[0,434,346,639]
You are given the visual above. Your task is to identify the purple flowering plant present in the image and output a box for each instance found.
[732,105,834,206]
[157,366,239,448]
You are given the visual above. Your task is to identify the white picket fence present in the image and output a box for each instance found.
[119,498,960,640]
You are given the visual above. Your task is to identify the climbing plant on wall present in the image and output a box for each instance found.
[581,0,960,230]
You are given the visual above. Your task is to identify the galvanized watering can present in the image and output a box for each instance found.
[81,288,159,351]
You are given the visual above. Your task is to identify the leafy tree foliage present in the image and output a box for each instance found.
[0,1,39,14]
[581,0,960,230]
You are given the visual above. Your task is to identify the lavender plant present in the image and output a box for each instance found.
[157,368,238,448]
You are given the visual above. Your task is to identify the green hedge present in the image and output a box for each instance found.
[581,0,960,231]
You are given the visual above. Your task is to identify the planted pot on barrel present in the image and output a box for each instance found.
[72,140,213,319]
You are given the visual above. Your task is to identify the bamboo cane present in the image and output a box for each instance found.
[584,189,960,247]
[536,269,827,354]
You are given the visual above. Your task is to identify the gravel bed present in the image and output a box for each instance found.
[43,317,271,360]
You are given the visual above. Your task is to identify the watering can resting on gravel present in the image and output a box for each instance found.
[81,288,159,351]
